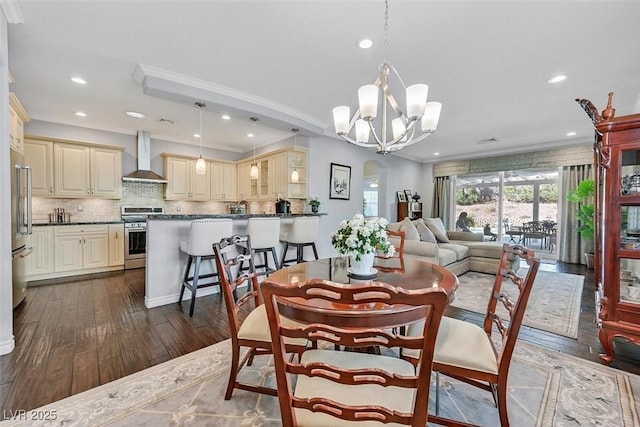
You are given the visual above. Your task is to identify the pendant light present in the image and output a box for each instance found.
[249,117,259,180]
[291,128,299,183]
[194,102,206,175]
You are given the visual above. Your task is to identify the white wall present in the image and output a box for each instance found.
[307,135,423,259]
[1,8,14,355]
[422,162,435,217]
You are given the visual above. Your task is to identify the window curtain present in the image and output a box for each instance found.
[559,164,594,264]
[431,176,450,225]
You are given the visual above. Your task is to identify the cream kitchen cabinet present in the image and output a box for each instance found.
[163,155,211,200]
[108,224,124,266]
[24,139,54,196]
[268,152,288,198]
[211,161,237,201]
[287,148,308,199]
[54,143,122,198]
[25,226,54,276]
[236,161,253,200]
[9,93,29,154]
[53,225,109,273]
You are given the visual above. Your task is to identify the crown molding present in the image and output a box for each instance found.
[0,0,23,24]
[134,64,326,138]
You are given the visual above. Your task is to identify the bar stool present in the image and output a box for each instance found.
[178,218,233,316]
[280,216,319,266]
[247,217,281,276]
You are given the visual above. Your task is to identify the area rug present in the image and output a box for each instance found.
[1,339,638,427]
[452,270,584,338]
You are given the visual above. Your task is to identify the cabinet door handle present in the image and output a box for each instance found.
[79,239,82,244]
[87,189,90,194]
[115,232,118,239]
[49,187,53,194]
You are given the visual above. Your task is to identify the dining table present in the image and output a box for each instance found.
[264,256,458,328]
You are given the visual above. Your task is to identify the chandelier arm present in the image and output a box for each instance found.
[387,63,408,90]
[379,67,405,118]
[392,130,435,149]
[367,120,384,146]
[387,118,419,147]
[338,133,379,148]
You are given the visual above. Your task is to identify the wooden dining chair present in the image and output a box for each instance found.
[406,244,540,426]
[212,235,307,400]
[261,277,464,427]
[375,229,405,271]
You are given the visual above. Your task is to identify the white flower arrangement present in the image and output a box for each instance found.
[330,213,395,261]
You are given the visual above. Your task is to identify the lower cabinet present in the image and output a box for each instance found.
[26,224,124,281]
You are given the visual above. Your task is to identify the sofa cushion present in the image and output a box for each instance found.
[438,248,458,266]
[423,218,450,243]
[455,241,504,258]
[414,220,437,243]
[438,243,470,261]
[399,217,421,241]
[403,240,438,258]
[446,231,483,242]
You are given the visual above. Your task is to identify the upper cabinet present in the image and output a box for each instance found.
[24,139,54,196]
[211,161,237,201]
[54,143,122,198]
[9,93,30,154]
[236,147,308,201]
[24,137,123,199]
[163,154,211,200]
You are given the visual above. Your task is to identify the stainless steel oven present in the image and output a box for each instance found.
[122,206,164,269]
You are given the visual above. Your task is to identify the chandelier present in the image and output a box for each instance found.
[332,0,442,155]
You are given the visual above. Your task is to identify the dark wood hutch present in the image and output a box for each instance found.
[579,93,640,364]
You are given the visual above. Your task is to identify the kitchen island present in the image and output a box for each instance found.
[145,213,323,308]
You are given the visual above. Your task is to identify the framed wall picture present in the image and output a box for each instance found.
[330,163,351,200]
[404,190,413,200]
[397,191,407,203]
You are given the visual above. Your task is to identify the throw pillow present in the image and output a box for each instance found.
[414,220,437,243]
[399,217,421,241]
[423,217,450,243]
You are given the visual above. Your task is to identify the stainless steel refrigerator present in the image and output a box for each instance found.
[10,147,33,308]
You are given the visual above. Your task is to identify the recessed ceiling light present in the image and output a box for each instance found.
[74,111,87,117]
[70,76,86,85]
[193,133,201,138]
[548,74,567,84]
[434,152,440,156]
[358,38,373,49]
[247,133,255,138]
[125,111,146,119]
[221,114,231,120]
[566,131,577,137]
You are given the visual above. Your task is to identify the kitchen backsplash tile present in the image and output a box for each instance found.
[33,182,309,223]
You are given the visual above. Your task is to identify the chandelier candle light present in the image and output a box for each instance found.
[194,102,206,174]
[332,0,442,155]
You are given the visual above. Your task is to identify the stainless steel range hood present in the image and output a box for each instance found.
[122,131,167,183]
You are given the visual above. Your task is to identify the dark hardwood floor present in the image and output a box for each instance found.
[1,261,639,415]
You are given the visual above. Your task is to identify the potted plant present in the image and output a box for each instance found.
[308,197,321,213]
[567,178,596,267]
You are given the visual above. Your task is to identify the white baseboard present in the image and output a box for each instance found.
[145,286,220,309]
[0,336,15,355]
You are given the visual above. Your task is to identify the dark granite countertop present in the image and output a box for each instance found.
[147,213,325,220]
[33,221,124,226]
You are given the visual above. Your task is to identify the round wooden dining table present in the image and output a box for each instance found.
[264,256,458,328]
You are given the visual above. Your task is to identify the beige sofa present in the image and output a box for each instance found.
[387,218,516,276]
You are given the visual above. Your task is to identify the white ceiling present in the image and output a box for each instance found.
[6,0,640,162]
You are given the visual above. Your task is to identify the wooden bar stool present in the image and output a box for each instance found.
[178,218,233,316]
[247,217,281,276]
[280,216,319,266]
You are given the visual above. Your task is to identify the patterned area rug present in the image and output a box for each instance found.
[452,270,584,338]
[1,339,638,427]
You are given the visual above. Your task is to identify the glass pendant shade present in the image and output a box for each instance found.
[291,169,299,182]
[333,106,350,134]
[406,84,428,119]
[421,102,443,132]
[358,84,379,119]
[355,119,370,143]
[195,156,206,175]
[250,163,259,180]
[392,118,407,142]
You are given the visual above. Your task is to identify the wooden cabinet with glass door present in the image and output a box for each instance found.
[589,95,640,364]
